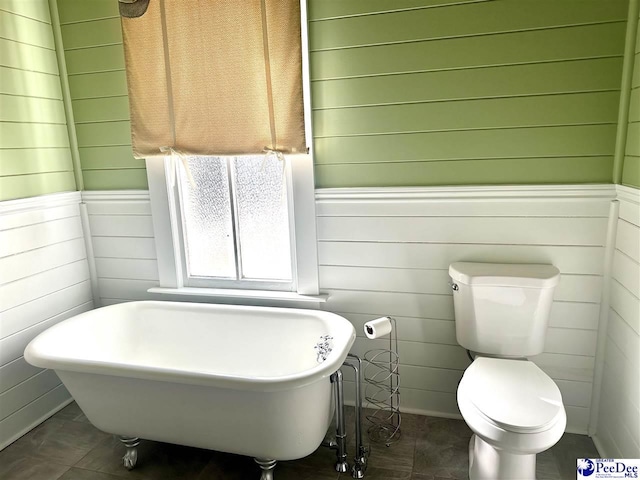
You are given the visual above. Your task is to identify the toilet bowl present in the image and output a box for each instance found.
[457,357,566,479]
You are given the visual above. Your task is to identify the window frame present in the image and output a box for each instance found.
[146,0,320,301]
[146,152,319,297]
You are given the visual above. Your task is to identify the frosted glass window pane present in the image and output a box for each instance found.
[178,157,236,278]
[233,156,292,280]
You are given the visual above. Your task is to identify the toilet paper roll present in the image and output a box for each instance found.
[364,316,393,339]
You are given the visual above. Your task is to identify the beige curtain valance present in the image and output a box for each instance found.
[120,0,307,158]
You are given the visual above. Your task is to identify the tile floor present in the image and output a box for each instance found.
[0,402,598,480]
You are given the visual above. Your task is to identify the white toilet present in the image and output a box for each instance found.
[449,262,566,480]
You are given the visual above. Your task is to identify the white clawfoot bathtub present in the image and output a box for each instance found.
[25,301,356,476]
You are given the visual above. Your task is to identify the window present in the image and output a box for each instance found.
[146,151,320,300]
[177,155,293,289]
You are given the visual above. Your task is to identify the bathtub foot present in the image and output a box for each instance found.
[119,436,140,470]
[254,458,277,480]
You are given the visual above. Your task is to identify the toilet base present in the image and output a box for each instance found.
[469,434,536,480]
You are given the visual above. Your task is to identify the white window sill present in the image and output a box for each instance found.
[148,287,328,303]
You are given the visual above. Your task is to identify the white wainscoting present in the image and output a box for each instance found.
[594,185,640,457]
[83,185,619,435]
[316,185,617,434]
[82,191,158,307]
[0,192,94,450]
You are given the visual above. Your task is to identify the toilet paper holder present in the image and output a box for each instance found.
[363,316,401,446]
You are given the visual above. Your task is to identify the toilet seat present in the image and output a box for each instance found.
[458,357,564,434]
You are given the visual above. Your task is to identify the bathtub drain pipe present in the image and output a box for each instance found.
[331,370,349,473]
[329,356,368,478]
[344,354,367,478]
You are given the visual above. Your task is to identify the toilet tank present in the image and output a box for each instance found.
[449,262,560,357]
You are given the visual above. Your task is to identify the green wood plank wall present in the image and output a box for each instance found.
[309,0,628,187]
[56,0,147,190]
[0,0,75,201]
[54,0,630,189]
[622,7,640,187]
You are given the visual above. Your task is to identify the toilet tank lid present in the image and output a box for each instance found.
[449,262,560,288]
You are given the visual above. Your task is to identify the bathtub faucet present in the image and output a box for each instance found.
[314,335,334,363]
